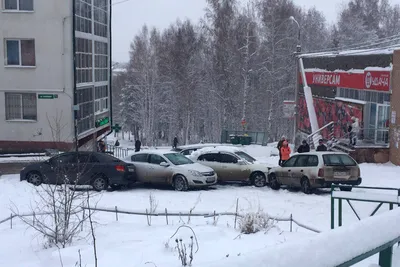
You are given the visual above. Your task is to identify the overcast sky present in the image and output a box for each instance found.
[111,0,400,63]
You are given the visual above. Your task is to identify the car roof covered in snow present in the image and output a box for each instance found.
[294,151,350,156]
[125,149,181,158]
[176,143,231,150]
[189,146,244,159]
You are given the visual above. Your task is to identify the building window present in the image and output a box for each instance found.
[94,85,108,114]
[4,0,33,11]
[93,0,108,37]
[337,88,390,104]
[5,93,37,120]
[5,39,35,66]
[94,41,108,82]
[74,0,92,34]
[75,38,93,84]
[76,87,94,134]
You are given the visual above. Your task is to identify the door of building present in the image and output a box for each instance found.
[375,104,390,144]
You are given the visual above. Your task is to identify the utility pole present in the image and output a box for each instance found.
[289,16,301,146]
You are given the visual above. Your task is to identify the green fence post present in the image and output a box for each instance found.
[379,246,393,267]
[331,184,335,229]
[339,198,343,227]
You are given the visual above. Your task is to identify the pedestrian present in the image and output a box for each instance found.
[115,139,120,147]
[135,139,141,152]
[316,139,327,151]
[350,117,360,146]
[98,139,106,153]
[277,136,286,166]
[347,122,353,146]
[173,136,178,149]
[297,140,310,153]
[280,140,291,166]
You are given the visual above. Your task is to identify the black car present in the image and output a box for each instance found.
[20,151,136,191]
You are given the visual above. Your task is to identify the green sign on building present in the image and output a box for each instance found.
[95,117,110,128]
[38,94,58,99]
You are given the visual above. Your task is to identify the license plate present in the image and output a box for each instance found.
[128,168,135,172]
[206,177,215,182]
[334,172,349,176]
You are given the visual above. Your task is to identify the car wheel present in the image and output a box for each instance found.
[173,175,188,192]
[92,175,108,192]
[269,173,280,190]
[301,177,312,194]
[251,172,266,187]
[27,172,43,186]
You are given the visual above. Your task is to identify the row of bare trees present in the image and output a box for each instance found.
[115,0,400,146]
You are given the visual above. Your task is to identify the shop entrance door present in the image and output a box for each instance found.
[375,104,390,144]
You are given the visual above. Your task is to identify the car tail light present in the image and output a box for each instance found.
[357,168,360,177]
[115,165,125,172]
[318,168,324,177]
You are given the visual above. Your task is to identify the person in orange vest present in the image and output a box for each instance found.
[280,140,291,166]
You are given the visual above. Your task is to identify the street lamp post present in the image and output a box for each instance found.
[289,16,301,146]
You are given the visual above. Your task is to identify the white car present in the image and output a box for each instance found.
[123,150,217,191]
[268,152,362,194]
[172,143,232,156]
[189,146,273,187]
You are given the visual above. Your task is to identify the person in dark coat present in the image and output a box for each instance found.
[277,136,286,166]
[115,140,120,147]
[297,140,310,153]
[347,122,353,146]
[316,139,327,151]
[98,140,106,153]
[173,136,178,149]
[135,140,141,152]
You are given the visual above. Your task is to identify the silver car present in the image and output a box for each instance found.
[189,147,272,187]
[123,150,217,191]
[268,152,362,194]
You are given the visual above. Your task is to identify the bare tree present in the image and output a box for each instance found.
[13,157,99,249]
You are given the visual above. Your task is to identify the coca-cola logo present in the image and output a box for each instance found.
[365,72,372,89]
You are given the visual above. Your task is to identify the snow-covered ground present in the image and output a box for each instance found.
[0,145,399,266]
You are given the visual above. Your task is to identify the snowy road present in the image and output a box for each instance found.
[1,144,400,267]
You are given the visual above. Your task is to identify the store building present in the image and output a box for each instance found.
[0,0,112,154]
[297,48,399,164]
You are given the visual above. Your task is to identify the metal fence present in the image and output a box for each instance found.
[105,144,133,158]
[0,204,320,234]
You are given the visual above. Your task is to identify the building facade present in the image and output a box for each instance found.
[0,0,112,153]
[296,48,400,164]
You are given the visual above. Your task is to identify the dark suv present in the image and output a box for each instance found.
[20,151,136,191]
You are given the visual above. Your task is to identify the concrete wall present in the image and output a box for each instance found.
[389,50,400,165]
[0,1,74,148]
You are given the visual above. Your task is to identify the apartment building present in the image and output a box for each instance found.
[0,0,112,153]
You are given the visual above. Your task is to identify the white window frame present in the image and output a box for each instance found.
[2,0,34,12]
[94,97,108,115]
[4,38,36,67]
[5,92,37,121]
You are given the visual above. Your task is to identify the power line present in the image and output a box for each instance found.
[306,33,400,55]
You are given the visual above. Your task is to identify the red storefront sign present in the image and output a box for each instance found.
[300,70,390,92]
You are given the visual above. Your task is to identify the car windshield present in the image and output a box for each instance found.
[164,153,194,165]
[323,154,357,166]
[234,151,256,163]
